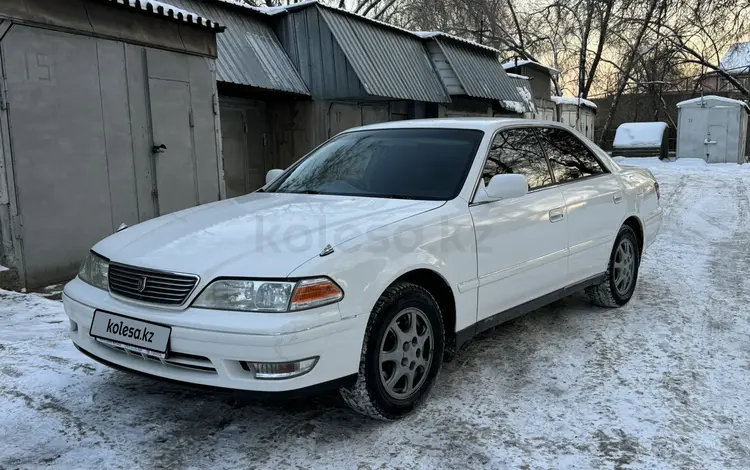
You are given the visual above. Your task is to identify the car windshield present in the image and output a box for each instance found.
[265,128,484,200]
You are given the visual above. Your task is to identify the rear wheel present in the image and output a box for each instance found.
[586,225,640,307]
[340,282,444,420]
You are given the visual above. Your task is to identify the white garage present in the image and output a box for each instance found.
[676,95,749,163]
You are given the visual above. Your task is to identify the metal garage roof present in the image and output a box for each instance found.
[102,0,224,30]
[167,0,310,95]
[247,1,449,102]
[507,73,535,113]
[317,6,450,103]
[428,35,521,102]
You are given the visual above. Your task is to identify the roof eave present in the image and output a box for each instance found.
[102,0,226,31]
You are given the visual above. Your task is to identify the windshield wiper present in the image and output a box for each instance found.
[291,189,322,195]
[371,194,416,200]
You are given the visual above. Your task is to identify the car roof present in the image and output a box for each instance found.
[348,117,567,133]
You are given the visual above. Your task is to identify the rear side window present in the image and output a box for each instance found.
[537,128,606,183]
[483,128,554,190]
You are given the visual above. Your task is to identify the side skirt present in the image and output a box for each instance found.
[455,273,606,351]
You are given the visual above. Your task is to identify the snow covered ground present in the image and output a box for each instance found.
[2,157,750,469]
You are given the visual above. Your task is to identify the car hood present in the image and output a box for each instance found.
[93,193,443,279]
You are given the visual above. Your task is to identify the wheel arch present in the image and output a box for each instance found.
[621,215,645,254]
[390,268,457,362]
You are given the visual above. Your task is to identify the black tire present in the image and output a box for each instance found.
[586,225,641,308]
[339,282,445,420]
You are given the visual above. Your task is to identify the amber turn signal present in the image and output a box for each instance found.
[290,277,344,310]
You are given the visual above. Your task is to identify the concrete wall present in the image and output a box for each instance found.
[0,10,220,288]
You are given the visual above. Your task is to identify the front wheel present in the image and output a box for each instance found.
[586,225,640,307]
[340,282,445,420]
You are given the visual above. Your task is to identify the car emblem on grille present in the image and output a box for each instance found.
[136,276,148,293]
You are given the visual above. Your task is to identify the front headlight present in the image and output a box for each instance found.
[78,251,109,291]
[193,277,343,312]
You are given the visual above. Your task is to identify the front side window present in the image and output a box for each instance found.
[537,127,606,183]
[266,128,484,200]
[482,128,554,190]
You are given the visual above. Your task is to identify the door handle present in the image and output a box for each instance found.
[549,208,564,223]
[613,192,623,204]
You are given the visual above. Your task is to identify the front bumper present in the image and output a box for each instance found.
[63,279,367,393]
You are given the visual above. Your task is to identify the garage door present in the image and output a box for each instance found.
[1,27,117,286]
[329,103,389,137]
[1,26,219,287]
[219,99,267,197]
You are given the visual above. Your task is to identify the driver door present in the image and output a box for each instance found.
[470,128,569,322]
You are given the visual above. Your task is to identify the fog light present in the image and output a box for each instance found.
[241,357,318,380]
[69,319,78,332]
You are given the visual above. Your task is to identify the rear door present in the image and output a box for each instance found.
[470,128,569,321]
[536,127,627,282]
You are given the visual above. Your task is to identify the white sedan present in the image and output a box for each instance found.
[64,118,662,420]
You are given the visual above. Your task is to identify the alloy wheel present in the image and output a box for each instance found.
[378,307,434,400]
[613,238,636,295]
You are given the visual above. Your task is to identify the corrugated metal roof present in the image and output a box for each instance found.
[318,7,450,103]
[501,59,560,75]
[414,31,500,54]
[433,37,519,102]
[168,0,310,94]
[508,75,535,113]
[102,0,224,30]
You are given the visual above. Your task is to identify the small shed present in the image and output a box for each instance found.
[612,122,669,159]
[551,96,597,140]
[677,95,749,163]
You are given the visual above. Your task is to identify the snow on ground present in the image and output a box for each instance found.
[3,159,750,469]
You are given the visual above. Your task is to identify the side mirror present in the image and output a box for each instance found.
[482,174,528,201]
[265,169,283,185]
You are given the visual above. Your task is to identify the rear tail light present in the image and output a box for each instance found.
[654,182,660,200]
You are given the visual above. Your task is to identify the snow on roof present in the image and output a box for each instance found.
[413,31,500,54]
[247,0,419,38]
[506,72,530,80]
[501,59,560,75]
[677,95,750,111]
[720,41,750,73]
[613,122,668,149]
[244,0,318,15]
[107,0,223,29]
[499,100,526,114]
[550,95,597,110]
[218,1,502,57]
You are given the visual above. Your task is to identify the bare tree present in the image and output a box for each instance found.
[597,0,662,145]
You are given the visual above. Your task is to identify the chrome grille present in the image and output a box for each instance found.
[108,263,198,305]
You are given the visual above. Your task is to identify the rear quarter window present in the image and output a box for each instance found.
[537,127,607,183]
